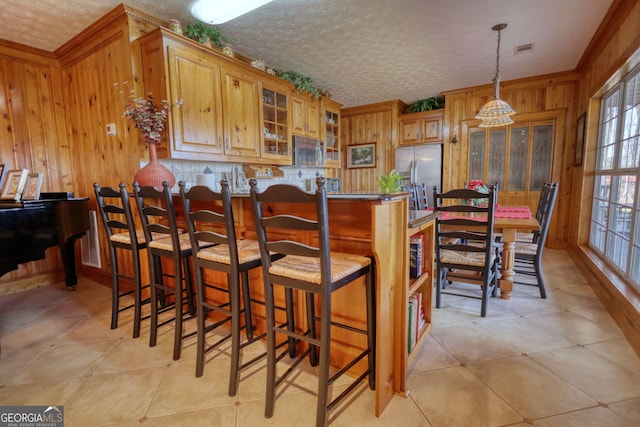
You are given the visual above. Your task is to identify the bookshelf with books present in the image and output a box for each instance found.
[397,209,437,392]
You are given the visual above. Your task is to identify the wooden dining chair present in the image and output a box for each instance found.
[514,182,559,298]
[402,185,418,210]
[414,183,429,210]
[433,185,501,317]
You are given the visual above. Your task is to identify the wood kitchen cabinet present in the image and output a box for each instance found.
[260,80,291,162]
[399,110,443,146]
[322,98,341,168]
[135,28,260,161]
[221,64,261,159]
[291,92,320,138]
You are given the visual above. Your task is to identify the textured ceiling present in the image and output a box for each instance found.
[0,0,613,108]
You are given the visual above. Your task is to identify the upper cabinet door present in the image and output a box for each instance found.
[221,65,261,158]
[291,93,320,138]
[399,110,444,146]
[167,45,224,155]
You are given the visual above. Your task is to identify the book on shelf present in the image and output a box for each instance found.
[408,295,417,353]
[409,233,425,279]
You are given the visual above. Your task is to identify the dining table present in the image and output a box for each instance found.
[492,205,540,299]
[431,204,540,299]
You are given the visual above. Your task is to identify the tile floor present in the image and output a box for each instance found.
[1,249,640,426]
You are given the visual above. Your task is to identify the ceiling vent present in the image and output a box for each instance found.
[514,43,534,54]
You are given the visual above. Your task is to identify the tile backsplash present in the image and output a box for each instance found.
[157,158,326,193]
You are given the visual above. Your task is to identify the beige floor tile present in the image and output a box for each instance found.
[586,339,640,376]
[430,323,520,363]
[467,355,597,419]
[528,346,640,403]
[533,406,637,427]
[235,389,318,427]
[329,383,430,426]
[92,337,173,375]
[407,335,459,373]
[141,406,237,427]
[406,366,522,427]
[7,340,117,385]
[608,397,640,425]
[526,310,625,345]
[145,349,237,417]
[1,318,84,352]
[476,315,576,354]
[64,367,166,426]
[0,377,84,405]
[58,315,129,343]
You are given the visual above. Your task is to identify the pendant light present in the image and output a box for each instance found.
[475,23,516,128]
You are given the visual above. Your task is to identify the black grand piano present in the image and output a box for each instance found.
[0,193,90,289]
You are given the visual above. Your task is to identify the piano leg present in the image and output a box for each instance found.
[59,235,83,290]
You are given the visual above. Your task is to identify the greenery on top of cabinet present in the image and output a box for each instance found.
[274,69,324,98]
[404,96,444,113]
[183,22,229,47]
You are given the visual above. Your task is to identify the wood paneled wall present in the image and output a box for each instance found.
[0,42,72,285]
[443,73,579,249]
[339,100,404,193]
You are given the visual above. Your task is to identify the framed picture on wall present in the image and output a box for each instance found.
[575,112,586,167]
[22,172,44,200]
[0,169,29,201]
[347,143,376,169]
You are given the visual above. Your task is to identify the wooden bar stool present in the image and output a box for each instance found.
[249,177,375,427]
[179,180,277,395]
[93,182,150,338]
[133,181,198,360]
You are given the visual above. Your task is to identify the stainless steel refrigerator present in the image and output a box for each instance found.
[395,144,443,207]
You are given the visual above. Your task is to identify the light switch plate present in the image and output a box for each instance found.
[106,123,117,136]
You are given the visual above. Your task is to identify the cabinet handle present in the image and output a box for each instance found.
[218,135,222,150]
[225,136,230,150]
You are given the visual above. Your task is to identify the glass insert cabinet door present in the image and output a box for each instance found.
[468,120,554,207]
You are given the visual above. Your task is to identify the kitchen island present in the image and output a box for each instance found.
[179,190,433,416]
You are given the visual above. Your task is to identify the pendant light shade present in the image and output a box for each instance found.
[192,0,273,25]
[475,23,516,128]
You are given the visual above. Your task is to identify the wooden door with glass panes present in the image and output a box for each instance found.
[467,120,554,209]
[261,81,291,161]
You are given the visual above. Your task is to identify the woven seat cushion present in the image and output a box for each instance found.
[110,229,166,245]
[197,239,261,265]
[515,241,538,255]
[515,232,535,243]
[440,249,496,266]
[268,252,371,285]
[148,233,194,251]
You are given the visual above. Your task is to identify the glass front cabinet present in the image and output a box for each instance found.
[261,81,291,162]
[322,98,341,168]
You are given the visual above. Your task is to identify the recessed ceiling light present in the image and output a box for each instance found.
[191,0,274,25]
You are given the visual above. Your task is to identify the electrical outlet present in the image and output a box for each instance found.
[106,123,117,136]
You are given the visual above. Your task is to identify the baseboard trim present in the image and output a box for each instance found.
[572,246,640,356]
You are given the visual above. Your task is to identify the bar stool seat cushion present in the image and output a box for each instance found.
[110,230,168,245]
[197,239,262,264]
[269,253,371,285]
[148,233,195,251]
[440,249,497,267]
